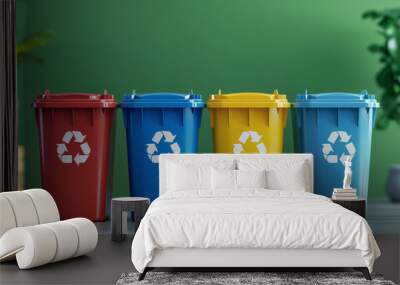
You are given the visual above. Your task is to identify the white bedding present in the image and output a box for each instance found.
[131,190,380,273]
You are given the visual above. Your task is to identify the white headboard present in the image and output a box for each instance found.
[159,154,313,195]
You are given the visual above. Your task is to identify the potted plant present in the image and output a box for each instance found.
[364,8,400,201]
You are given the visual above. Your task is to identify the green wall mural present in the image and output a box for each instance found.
[17,0,400,199]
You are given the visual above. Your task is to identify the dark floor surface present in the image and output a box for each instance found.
[0,234,134,285]
[1,227,398,285]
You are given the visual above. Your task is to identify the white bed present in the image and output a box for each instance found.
[131,154,380,280]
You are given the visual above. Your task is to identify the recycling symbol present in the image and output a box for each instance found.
[146,131,181,164]
[233,131,267,154]
[57,131,91,166]
[322,131,356,165]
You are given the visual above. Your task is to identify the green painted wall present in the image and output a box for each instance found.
[17,0,400,199]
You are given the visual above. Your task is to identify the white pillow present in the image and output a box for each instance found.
[211,168,237,190]
[237,159,309,192]
[236,169,267,189]
[167,163,211,191]
[265,163,307,191]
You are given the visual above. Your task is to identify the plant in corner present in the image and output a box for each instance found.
[17,31,53,62]
[16,31,52,189]
[363,8,400,129]
[364,8,400,202]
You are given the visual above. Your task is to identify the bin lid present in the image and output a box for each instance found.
[33,90,117,108]
[119,92,205,108]
[294,91,379,108]
[207,90,291,108]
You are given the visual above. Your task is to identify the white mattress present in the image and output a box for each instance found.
[131,190,380,273]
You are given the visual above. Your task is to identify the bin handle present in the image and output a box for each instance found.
[42,89,51,98]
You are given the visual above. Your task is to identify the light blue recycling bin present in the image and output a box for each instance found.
[294,91,379,198]
[120,92,204,201]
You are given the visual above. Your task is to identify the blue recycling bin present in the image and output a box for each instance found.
[120,92,204,201]
[294,91,379,198]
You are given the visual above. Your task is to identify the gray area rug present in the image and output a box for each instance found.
[116,272,396,285]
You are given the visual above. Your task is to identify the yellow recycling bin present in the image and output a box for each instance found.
[207,90,291,154]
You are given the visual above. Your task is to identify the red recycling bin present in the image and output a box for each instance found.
[34,91,117,221]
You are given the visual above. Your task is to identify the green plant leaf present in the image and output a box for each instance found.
[368,44,385,53]
[362,10,381,20]
[17,31,54,58]
[378,17,392,29]
[376,66,396,88]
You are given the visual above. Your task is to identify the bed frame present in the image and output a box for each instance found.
[140,248,370,280]
[139,154,371,281]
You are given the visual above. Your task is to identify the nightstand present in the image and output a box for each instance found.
[332,198,366,218]
[111,197,150,242]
